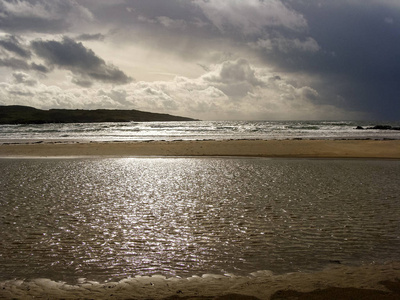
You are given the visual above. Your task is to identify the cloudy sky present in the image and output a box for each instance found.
[0,0,399,120]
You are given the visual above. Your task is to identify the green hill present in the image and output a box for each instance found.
[0,105,197,124]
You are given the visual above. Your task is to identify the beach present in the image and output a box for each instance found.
[1,263,400,299]
[1,0,400,297]
[1,140,400,299]
[1,139,400,158]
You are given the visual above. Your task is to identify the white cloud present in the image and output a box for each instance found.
[201,59,263,98]
[193,0,308,35]
[0,60,364,120]
[203,59,262,85]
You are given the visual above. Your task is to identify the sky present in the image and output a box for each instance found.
[0,0,399,120]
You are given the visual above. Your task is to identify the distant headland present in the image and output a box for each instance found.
[0,105,197,124]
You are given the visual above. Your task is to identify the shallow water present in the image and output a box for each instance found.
[1,158,399,284]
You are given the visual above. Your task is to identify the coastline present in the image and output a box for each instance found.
[2,139,400,299]
[0,139,399,158]
[1,262,399,299]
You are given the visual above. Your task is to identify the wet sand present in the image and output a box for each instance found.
[1,263,399,299]
[0,139,399,158]
[1,140,399,299]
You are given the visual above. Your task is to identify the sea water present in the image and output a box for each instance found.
[1,120,400,143]
[1,157,399,285]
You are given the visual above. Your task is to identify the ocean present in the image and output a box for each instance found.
[1,120,400,143]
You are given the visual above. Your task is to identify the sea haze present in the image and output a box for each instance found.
[0,120,400,143]
[1,158,399,283]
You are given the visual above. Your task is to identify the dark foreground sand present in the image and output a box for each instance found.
[0,139,400,158]
[269,283,400,300]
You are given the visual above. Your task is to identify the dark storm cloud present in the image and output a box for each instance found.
[93,0,204,25]
[0,56,49,73]
[76,33,105,41]
[71,76,94,88]
[261,1,400,119]
[31,37,132,85]
[0,57,29,70]
[0,0,92,33]
[124,0,201,21]
[94,0,308,39]
[89,0,314,64]
[30,62,49,73]
[91,0,212,43]
[0,35,31,58]
[0,34,47,73]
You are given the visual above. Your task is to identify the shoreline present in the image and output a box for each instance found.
[0,139,399,159]
[1,262,399,299]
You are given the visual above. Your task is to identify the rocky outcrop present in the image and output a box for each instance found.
[356,125,400,130]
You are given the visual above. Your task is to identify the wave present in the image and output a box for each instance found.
[1,120,400,143]
[286,125,320,130]
[1,262,399,299]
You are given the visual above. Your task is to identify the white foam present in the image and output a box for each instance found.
[1,262,399,299]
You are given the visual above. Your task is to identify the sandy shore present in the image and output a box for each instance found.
[1,140,399,299]
[1,263,399,299]
[0,139,399,158]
